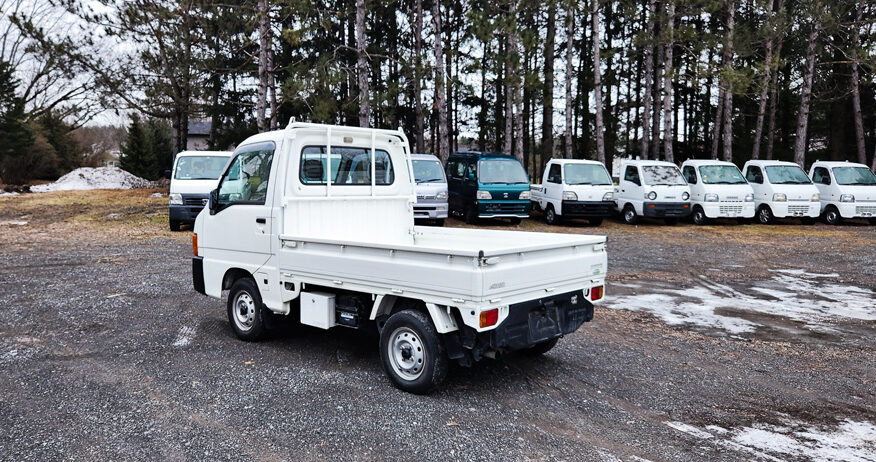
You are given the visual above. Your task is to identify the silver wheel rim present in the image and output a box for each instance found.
[387,326,425,381]
[233,291,256,331]
[625,209,634,222]
[759,208,770,223]
[695,211,704,224]
[827,211,837,224]
[547,209,555,223]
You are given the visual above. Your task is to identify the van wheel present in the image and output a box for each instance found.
[823,206,841,225]
[379,309,448,394]
[227,278,267,341]
[169,219,181,231]
[757,205,774,225]
[464,205,478,225]
[524,338,559,355]
[509,217,522,225]
[622,205,638,225]
[870,218,876,226]
[664,218,678,225]
[433,219,445,227]
[531,201,540,212]
[692,206,708,226]
[588,217,603,226]
[544,205,560,225]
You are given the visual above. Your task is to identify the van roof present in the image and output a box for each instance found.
[546,158,605,166]
[619,159,678,167]
[743,160,799,167]
[811,160,869,168]
[681,159,737,167]
[175,150,233,158]
[411,153,441,162]
[448,151,516,160]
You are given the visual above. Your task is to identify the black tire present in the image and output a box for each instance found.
[692,206,708,226]
[464,205,478,225]
[664,218,678,226]
[433,219,445,227]
[588,217,604,226]
[622,204,638,225]
[509,217,522,225]
[870,218,876,226]
[531,201,540,212]
[169,219,182,232]
[544,205,560,225]
[379,309,448,394]
[757,205,774,225]
[823,206,842,226]
[801,217,817,225]
[227,278,268,341]
[524,338,559,356]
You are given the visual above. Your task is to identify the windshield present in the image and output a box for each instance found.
[765,165,811,184]
[698,165,747,184]
[642,165,686,185]
[833,166,876,186]
[478,158,529,184]
[564,164,612,185]
[174,156,228,180]
[412,160,446,183]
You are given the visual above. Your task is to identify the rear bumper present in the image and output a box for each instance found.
[643,202,691,217]
[477,200,530,218]
[560,200,615,217]
[192,256,205,295]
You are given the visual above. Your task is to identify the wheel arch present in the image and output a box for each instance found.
[370,296,458,333]
[222,267,254,291]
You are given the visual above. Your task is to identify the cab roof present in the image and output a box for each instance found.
[618,159,678,167]
[546,158,605,166]
[743,160,799,167]
[411,153,441,162]
[811,160,869,168]
[681,159,737,167]
[448,151,515,160]
[176,150,232,158]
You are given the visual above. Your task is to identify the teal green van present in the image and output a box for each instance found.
[445,152,531,224]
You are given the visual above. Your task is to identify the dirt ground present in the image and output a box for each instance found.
[1,190,874,461]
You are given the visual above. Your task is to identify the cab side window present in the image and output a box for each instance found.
[812,167,830,185]
[217,143,275,208]
[745,166,763,184]
[682,166,697,184]
[547,164,562,184]
[466,161,477,180]
[446,160,460,179]
[624,166,640,185]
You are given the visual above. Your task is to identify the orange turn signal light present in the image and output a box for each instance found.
[647,204,656,208]
[192,233,199,256]
[590,286,604,301]
[479,308,499,328]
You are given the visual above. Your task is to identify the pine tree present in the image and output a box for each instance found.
[120,114,155,180]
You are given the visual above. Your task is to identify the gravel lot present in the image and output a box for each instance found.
[1,190,874,461]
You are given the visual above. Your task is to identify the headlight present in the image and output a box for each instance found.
[519,190,531,200]
[839,194,854,203]
[645,191,657,200]
[704,193,718,202]
[435,191,448,201]
[602,192,614,201]
[772,193,787,202]
[810,193,819,202]
[681,192,690,201]
[169,193,183,205]
[476,190,492,200]
[562,191,577,201]
[745,194,754,202]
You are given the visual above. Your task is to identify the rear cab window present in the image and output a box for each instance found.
[300,146,394,186]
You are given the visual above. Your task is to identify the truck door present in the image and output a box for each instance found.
[545,163,563,209]
[811,166,832,200]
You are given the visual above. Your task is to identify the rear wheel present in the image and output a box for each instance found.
[544,205,560,225]
[823,206,842,225]
[757,205,774,225]
[169,219,182,232]
[524,338,559,355]
[379,310,448,394]
[588,217,604,226]
[692,206,708,226]
[227,278,267,341]
[622,205,638,225]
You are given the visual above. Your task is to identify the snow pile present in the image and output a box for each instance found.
[31,167,150,192]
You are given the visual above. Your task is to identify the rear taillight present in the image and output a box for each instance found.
[192,233,199,256]
[479,308,499,328]
[590,286,604,301]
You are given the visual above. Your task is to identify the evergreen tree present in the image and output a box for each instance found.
[0,59,34,184]
[120,114,155,180]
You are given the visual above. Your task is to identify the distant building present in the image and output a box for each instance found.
[96,150,121,168]
[187,121,211,150]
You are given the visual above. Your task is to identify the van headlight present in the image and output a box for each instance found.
[745,194,754,202]
[704,193,718,202]
[645,191,657,200]
[562,191,577,201]
[169,193,183,205]
[810,193,820,202]
[435,191,448,200]
[476,190,492,200]
[519,190,531,200]
[772,193,787,202]
[839,194,854,203]
[602,192,614,201]
[682,192,690,201]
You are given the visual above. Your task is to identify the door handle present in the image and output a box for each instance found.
[256,218,266,224]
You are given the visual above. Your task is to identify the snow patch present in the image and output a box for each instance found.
[149,192,165,197]
[172,326,196,347]
[665,421,714,439]
[0,191,19,197]
[0,220,28,226]
[31,167,150,192]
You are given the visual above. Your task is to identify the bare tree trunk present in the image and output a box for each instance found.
[751,0,774,160]
[356,0,370,127]
[765,0,784,160]
[640,0,656,159]
[508,0,524,164]
[793,15,819,167]
[591,0,605,164]
[712,0,734,160]
[564,2,574,159]
[414,0,424,152]
[432,0,449,161]
[543,1,556,161]
[268,25,277,130]
[850,3,866,165]
[722,83,733,162]
[661,1,674,162]
[256,0,269,132]
[650,39,663,159]
[711,88,724,159]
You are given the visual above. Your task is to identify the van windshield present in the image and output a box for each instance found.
[174,156,228,180]
[832,166,876,185]
[698,165,747,184]
[412,160,446,183]
[564,164,612,185]
[765,165,811,184]
[642,166,686,185]
[478,158,528,184]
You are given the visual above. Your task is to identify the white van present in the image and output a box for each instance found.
[530,159,615,226]
[680,159,754,225]
[809,160,876,225]
[410,154,448,225]
[168,151,232,231]
[741,160,820,224]
[614,159,691,225]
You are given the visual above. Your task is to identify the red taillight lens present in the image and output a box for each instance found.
[192,233,199,256]
[479,309,499,328]
[590,286,604,301]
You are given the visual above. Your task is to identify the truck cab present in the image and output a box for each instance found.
[742,160,820,224]
[410,154,448,226]
[168,150,232,231]
[680,159,754,225]
[530,159,614,226]
[614,159,691,225]
[809,160,876,225]
[445,152,531,224]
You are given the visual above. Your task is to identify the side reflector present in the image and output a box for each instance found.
[479,308,499,328]
[192,233,199,256]
[590,286,604,301]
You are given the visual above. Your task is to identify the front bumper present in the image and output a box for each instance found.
[192,256,205,295]
[700,201,755,219]
[561,200,615,217]
[770,202,820,218]
[170,195,209,223]
[643,202,691,217]
[833,202,876,219]
[477,200,531,218]
[413,201,449,219]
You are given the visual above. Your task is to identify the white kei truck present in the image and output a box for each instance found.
[614,159,691,225]
[741,160,820,225]
[192,123,608,394]
[809,160,876,225]
[530,159,615,226]
[680,159,755,225]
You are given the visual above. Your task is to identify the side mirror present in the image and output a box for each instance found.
[163,169,172,179]
[209,188,219,215]
[821,177,830,185]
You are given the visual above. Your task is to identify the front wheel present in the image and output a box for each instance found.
[509,217,522,225]
[757,205,774,225]
[823,207,842,226]
[227,278,267,341]
[169,219,182,232]
[622,205,638,225]
[544,206,560,225]
[692,207,709,226]
[379,310,448,394]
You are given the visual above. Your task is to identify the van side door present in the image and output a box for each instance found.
[682,165,699,200]
[744,165,766,201]
[811,166,832,200]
